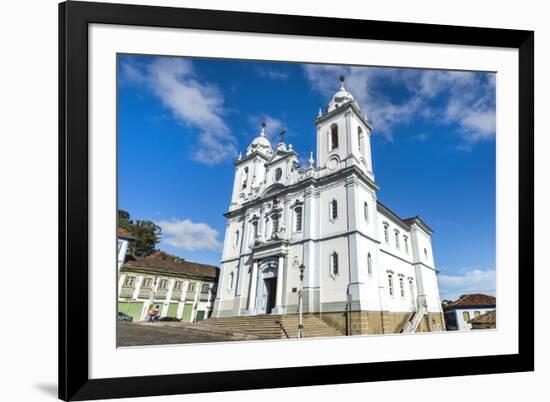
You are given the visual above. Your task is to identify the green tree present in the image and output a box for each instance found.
[118,210,161,257]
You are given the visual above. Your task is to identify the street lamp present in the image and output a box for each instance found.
[298,263,305,339]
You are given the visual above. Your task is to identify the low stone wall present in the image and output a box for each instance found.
[318,310,446,335]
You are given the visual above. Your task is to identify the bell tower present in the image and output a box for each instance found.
[315,75,374,180]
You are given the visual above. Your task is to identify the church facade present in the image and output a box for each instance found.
[212,77,445,335]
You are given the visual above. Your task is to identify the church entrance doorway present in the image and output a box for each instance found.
[264,277,277,314]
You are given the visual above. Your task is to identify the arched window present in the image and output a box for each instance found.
[330,199,338,220]
[275,167,282,182]
[358,126,364,153]
[272,214,279,235]
[330,124,339,150]
[295,206,303,232]
[367,253,372,275]
[241,167,249,188]
[331,252,339,275]
[388,274,394,296]
[399,277,405,297]
[251,221,258,240]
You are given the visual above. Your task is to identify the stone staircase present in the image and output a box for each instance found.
[194,314,343,339]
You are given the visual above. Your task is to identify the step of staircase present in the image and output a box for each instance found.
[194,314,343,339]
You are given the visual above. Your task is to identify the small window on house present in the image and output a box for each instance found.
[142,278,153,288]
[364,201,369,221]
[404,236,409,254]
[123,276,135,287]
[188,282,196,292]
[474,311,481,318]
[330,124,339,150]
[395,230,400,249]
[367,253,372,275]
[463,311,470,321]
[159,279,168,289]
[201,283,210,293]
[399,277,405,297]
[295,206,303,231]
[331,252,339,276]
[174,281,183,291]
[383,224,389,244]
[330,199,338,220]
[388,274,394,296]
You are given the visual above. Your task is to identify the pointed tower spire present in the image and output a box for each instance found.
[339,73,345,90]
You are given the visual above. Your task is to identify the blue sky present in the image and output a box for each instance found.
[118,54,496,300]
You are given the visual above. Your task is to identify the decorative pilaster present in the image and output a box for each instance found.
[246,260,259,315]
[272,254,285,314]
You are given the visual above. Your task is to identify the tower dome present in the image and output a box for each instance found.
[327,75,360,113]
[246,122,273,157]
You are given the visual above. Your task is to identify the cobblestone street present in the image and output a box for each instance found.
[117,322,239,347]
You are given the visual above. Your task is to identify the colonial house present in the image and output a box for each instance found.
[118,251,219,322]
[468,309,496,330]
[212,75,445,335]
[117,227,134,271]
[442,293,496,331]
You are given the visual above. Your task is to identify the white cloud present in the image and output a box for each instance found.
[121,58,237,165]
[437,268,496,300]
[157,219,222,252]
[303,65,495,147]
[254,65,289,81]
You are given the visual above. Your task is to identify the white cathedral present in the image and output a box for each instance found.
[212,76,445,334]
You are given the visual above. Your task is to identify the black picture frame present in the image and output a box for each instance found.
[59,1,534,400]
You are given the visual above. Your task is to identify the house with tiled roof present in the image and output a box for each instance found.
[442,293,496,331]
[468,309,496,330]
[118,251,220,322]
[117,227,135,271]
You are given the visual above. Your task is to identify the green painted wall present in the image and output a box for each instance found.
[167,303,179,317]
[182,304,193,322]
[118,301,144,322]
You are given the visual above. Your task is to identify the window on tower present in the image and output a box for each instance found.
[275,167,282,182]
[330,124,339,150]
[367,253,372,275]
[272,214,279,235]
[295,206,303,232]
[331,252,339,276]
[364,201,369,222]
[330,199,338,220]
